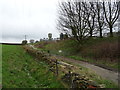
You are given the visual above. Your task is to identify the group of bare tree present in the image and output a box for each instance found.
[57,0,119,42]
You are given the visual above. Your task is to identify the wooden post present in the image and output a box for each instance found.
[56,59,58,76]
[47,50,51,56]
[68,71,73,88]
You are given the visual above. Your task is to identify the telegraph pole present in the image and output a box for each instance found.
[25,35,27,40]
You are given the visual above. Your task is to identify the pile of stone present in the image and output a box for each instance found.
[62,71,99,88]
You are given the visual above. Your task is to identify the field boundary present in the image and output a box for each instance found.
[23,45,102,88]
[0,43,22,45]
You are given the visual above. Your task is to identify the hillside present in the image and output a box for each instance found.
[2,45,63,88]
[25,44,118,88]
[34,37,119,70]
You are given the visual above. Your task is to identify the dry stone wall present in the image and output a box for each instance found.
[23,45,100,88]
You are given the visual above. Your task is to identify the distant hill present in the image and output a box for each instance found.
[0,43,22,45]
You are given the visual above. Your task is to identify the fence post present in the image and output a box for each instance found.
[48,50,51,56]
[56,59,58,76]
[68,71,73,88]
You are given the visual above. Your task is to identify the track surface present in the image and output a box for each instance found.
[55,55,119,85]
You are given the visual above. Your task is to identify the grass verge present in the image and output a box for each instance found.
[62,60,118,88]
[2,45,64,88]
[69,55,119,70]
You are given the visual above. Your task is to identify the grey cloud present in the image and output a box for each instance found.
[0,0,60,43]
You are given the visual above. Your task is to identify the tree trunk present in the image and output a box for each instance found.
[99,27,103,38]
[109,25,113,37]
[90,29,93,37]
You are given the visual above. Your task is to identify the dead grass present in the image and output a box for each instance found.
[81,40,119,62]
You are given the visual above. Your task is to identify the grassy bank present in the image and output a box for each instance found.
[27,44,118,88]
[2,45,64,88]
[34,37,119,70]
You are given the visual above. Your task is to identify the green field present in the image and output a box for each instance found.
[0,44,2,86]
[2,45,64,88]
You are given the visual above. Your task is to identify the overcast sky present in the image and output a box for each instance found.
[0,0,119,43]
[0,0,61,43]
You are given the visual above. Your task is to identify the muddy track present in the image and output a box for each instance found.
[54,55,119,85]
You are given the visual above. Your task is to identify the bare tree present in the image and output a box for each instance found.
[103,0,120,37]
[82,2,97,37]
[95,1,105,38]
[57,2,73,37]
[57,0,120,41]
[57,1,89,42]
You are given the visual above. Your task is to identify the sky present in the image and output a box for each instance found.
[0,0,61,43]
[0,0,119,43]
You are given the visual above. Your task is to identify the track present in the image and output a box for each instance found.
[54,55,119,85]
